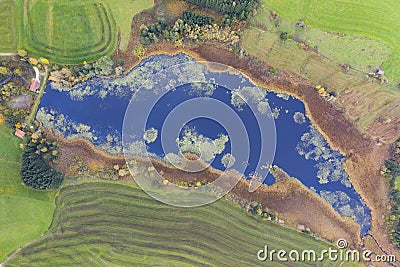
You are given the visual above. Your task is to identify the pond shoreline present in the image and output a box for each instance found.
[45,42,396,257]
[179,43,395,258]
[50,133,361,247]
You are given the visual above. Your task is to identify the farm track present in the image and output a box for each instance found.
[27,65,48,125]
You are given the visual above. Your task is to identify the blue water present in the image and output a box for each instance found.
[38,53,371,235]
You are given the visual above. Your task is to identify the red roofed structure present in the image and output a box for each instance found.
[15,129,25,139]
[30,79,40,93]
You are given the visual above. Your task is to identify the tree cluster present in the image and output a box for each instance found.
[139,19,168,45]
[30,131,60,160]
[383,157,400,247]
[3,108,28,127]
[21,138,64,190]
[0,81,25,103]
[140,16,240,45]
[0,81,29,127]
[185,0,258,20]
[246,201,276,220]
[183,11,213,27]
[71,56,115,78]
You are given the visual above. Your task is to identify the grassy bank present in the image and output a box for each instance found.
[258,0,400,80]
[6,182,361,266]
[0,125,56,262]
[242,1,400,143]
[104,0,154,50]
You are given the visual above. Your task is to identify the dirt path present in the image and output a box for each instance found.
[1,237,41,266]
[27,65,48,125]
[0,53,15,57]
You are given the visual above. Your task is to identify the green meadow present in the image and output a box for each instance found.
[0,0,154,63]
[255,0,400,80]
[242,0,400,141]
[0,0,19,52]
[0,125,56,262]
[22,0,117,64]
[104,0,154,50]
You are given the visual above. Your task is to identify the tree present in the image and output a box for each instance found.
[17,50,28,57]
[93,56,114,76]
[29,58,39,66]
[14,68,23,76]
[0,66,8,75]
[140,36,151,45]
[39,57,50,65]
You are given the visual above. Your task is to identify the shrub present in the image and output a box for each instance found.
[17,50,28,57]
[93,56,114,76]
[279,32,288,41]
[133,44,147,58]
[268,67,276,74]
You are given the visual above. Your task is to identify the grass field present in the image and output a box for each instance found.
[22,0,117,64]
[250,10,392,75]
[257,0,400,81]
[0,125,56,262]
[243,1,400,143]
[104,0,154,50]
[0,0,154,63]
[0,0,19,52]
[5,182,361,266]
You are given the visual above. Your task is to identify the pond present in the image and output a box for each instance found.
[38,53,371,235]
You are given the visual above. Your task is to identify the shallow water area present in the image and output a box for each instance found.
[38,53,371,235]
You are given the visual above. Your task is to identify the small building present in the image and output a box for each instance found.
[295,20,307,28]
[29,78,40,93]
[375,69,385,76]
[15,129,25,139]
[296,224,306,231]
[29,66,41,93]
